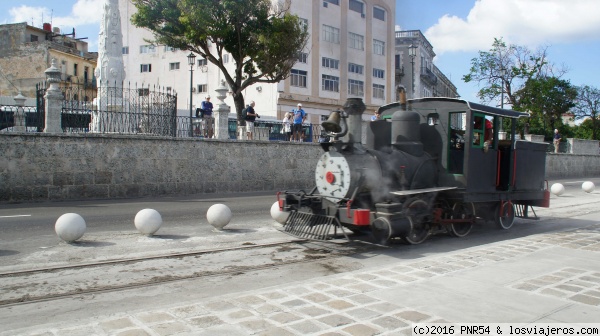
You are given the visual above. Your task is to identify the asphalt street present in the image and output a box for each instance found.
[0,178,599,335]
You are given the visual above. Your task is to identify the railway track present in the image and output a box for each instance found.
[0,238,371,307]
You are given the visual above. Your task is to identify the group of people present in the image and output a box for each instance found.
[281,103,307,141]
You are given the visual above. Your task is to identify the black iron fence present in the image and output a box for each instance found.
[0,105,41,132]
[175,116,323,142]
[3,81,328,142]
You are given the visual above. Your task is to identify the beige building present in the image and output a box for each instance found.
[0,22,97,105]
[394,30,458,100]
[119,0,396,123]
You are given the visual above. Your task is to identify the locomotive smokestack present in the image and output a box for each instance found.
[342,98,366,145]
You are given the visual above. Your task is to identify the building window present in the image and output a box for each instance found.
[140,64,152,73]
[198,58,207,66]
[373,68,385,78]
[30,34,38,42]
[374,39,385,55]
[299,18,308,30]
[322,57,339,69]
[373,84,385,99]
[322,75,339,92]
[349,32,364,50]
[197,84,207,93]
[349,0,364,14]
[395,54,401,69]
[324,0,339,5]
[73,63,78,76]
[373,7,385,21]
[164,46,178,52]
[290,69,307,88]
[139,45,156,54]
[122,46,129,55]
[169,62,180,70]
[297,52,308,64]
[138,88,150,96]
[323,25,340,44]
[348,63,364,75]
[348,79,364,96]
[223,54,229,63]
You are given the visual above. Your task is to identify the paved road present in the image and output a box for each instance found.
[0,179,599,335]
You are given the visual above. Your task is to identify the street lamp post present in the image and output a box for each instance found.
[408,44,417,99]
[500,67,506,109]
[499,67,506,136]
[187,52,196,137]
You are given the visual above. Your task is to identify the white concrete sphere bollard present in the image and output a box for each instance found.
[134,209,163,236]
[582,181,595,193]
[270,201,289,224]
[207,204,232,231]
[55,213,86,243]
[550,183,565,196]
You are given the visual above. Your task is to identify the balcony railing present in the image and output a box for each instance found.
[420,67,438,85]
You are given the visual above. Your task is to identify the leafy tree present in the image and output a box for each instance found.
[462,38,565,109]
[514,77,577,137]
[130,0,309,125]
[572,85,600,140]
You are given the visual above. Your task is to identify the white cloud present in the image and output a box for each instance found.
[426,0,600,54]
[9,0,104,32]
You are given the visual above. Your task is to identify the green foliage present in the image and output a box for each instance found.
[130,0,309,124]
[514,77,577,135]
[572,85,600,139]
[462,38,561,108]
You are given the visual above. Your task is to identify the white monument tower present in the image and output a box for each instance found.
[93,0,126,131]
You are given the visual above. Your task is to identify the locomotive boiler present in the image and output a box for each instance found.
[278,88,550,245]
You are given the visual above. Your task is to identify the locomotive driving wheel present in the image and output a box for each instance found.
[401,198,430,245]
[495,201,515,230]
[449,202,475,237]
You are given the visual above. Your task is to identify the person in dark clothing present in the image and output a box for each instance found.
[245,101,259,140]
[553,129,561,153]
[201,95,214,138]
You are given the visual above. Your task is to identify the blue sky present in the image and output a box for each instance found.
[2,0,599,104]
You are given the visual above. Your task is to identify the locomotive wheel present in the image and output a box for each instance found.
[371,217,392,245]
[403,224,429,244]
[402,199,430,245]
[449,202,474,238]
[495,201,515,230]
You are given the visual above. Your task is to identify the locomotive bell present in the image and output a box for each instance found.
[322,111,342,133]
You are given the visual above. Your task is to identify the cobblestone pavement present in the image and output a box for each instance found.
[5,220,599,336]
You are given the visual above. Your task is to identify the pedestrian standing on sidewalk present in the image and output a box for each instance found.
[292,103,306,142]
[553,129,561,153]
[245,101,258,140]
[201,95,214,138]
[282,112,292,141]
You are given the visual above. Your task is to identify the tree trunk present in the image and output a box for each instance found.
[232,93,246,127]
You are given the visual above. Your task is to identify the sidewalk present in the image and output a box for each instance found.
[2,182,600,336]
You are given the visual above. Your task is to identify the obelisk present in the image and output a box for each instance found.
[93,0,126,131]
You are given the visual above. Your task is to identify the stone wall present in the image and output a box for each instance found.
[1,133,599,203]
[545,153,600,179]
[0,133,321,202]
[567,138,600,155]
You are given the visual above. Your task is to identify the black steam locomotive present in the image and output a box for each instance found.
[278,89,550,245]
